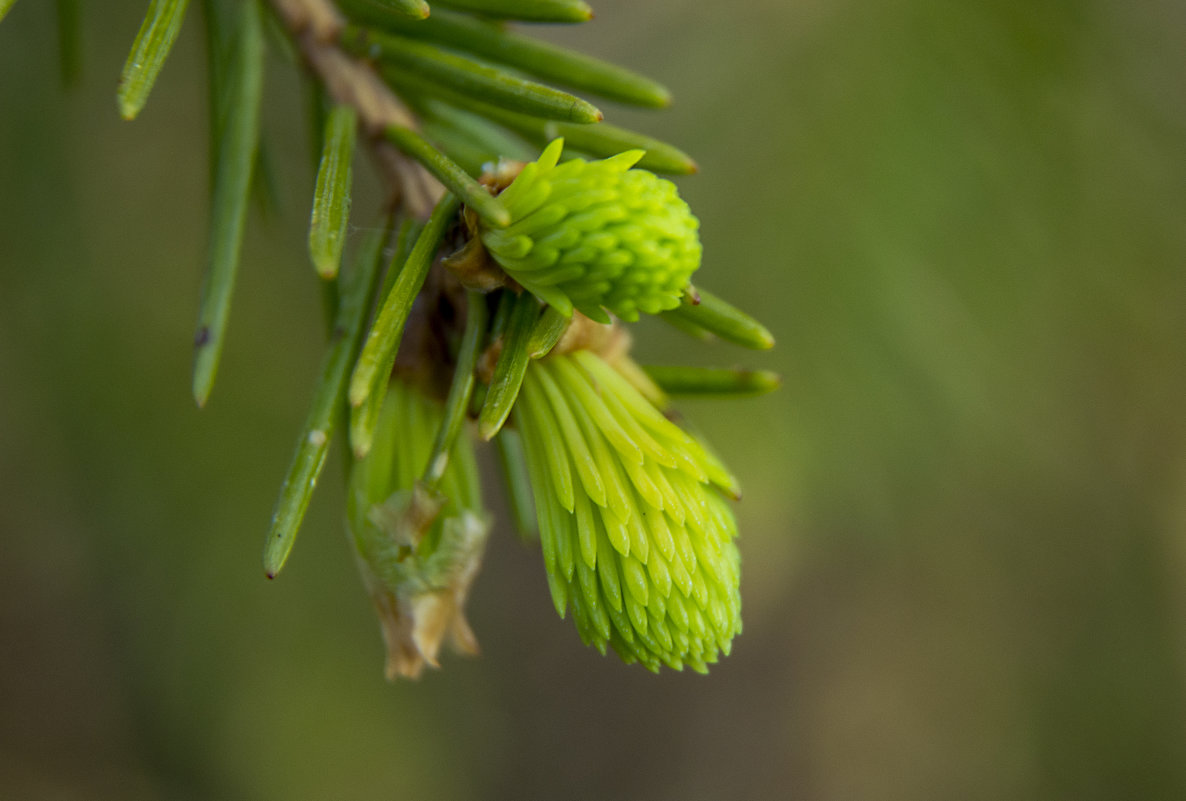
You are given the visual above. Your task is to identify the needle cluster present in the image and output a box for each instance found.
[6,0,780,677]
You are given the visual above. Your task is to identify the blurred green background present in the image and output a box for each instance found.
[2,1,1185,798]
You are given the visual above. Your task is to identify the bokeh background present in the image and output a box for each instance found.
[3,0,1186,798]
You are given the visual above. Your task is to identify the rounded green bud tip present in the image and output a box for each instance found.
[479,139,702,323]
[513,348,742,673]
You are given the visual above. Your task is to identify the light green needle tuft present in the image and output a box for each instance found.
[480,139,701,322]
[514,346,742,672]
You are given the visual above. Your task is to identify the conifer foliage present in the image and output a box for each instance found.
[5,0,778,678]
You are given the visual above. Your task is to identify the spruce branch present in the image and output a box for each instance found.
[1,0,781,677]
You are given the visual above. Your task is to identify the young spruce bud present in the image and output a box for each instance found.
[513,334,742,672]
[479,139,701,323]
[347,378,489,680]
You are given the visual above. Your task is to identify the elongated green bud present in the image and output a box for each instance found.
[514,346,742,672]
[347,378,489,680]
[479,139,701,323]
